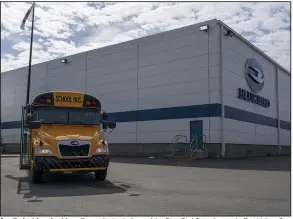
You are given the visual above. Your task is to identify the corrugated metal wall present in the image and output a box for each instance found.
[1,19,221,144]
[221,24,291,146]
[1,19,290,148]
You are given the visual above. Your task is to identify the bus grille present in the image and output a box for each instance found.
[58,144,90,157]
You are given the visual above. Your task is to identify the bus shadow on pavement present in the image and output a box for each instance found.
[5,172,128,200]
[111,156,291,172]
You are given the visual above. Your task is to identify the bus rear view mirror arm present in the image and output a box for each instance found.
[29,121,41,129]
[101,128,114,140]
[100,121,116,140]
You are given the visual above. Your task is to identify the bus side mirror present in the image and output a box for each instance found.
[107,122,116,129]
[102,122,108,130]
[102,112,108,121]
[29,121,41,129]
[102,112,108,130]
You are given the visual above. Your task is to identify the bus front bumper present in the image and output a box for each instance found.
[34,155,110,172]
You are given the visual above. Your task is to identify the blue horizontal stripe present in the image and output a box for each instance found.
[0,104,290,130]
[280,120,291,130]
[225,106,291,130]
[108,104,221,122]
[1,121,21,129]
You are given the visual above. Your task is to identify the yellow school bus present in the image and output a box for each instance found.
[19,91,116,183]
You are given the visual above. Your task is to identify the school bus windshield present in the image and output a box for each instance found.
[32,107,101,125]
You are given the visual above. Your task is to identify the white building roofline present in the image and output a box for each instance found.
[2,19,290,76]
[216,19,290,76]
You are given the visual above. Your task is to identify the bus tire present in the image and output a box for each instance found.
[32,166,42,183]
[94,169,107,181]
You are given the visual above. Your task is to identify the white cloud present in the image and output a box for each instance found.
[1,2,290,72]
[12,41,43,51]
[1,31,9,40]
[1,2,32,34]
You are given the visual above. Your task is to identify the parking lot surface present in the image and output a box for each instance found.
[1,156,291,216]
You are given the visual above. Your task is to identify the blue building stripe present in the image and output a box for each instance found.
[108,103,221,122]
[225,106,277,127]
[1,121,21,129]
[225,106,291,130]
[280,120,291,130]
[0,104,290,130]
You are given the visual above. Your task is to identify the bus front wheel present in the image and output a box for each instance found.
[94,169,107,181]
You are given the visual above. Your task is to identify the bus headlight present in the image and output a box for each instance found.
[95,148,109,154]
[99,139,107,145]
[35,148,52,154]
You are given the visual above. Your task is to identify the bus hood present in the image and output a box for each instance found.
[37,125,100,141]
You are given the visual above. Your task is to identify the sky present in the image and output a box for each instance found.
[1,2,291,73]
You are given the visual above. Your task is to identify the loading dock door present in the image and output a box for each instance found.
[190,120,203,150]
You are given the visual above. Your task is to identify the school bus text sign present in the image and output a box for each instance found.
[53,92,84,108]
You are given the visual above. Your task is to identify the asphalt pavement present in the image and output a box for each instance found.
[1,156,291,216]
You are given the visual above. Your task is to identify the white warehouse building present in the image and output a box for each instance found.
[1,19,291,158]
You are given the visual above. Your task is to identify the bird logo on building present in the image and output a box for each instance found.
[247,66,264,84]
[245,58,264,93]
